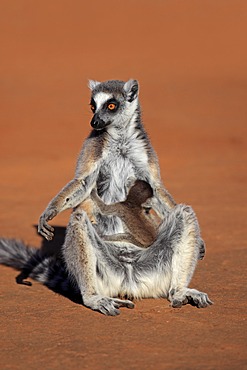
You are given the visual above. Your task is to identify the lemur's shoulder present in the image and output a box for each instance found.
[75,130,108,177]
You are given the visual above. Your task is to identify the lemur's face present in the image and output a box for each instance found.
[90,92,125,131]
[88,79,139,131]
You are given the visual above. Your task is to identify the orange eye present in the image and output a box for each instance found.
[90,104,95,112]
[108,103,116,111]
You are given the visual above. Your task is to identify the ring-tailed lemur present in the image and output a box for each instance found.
[0,79,211,315]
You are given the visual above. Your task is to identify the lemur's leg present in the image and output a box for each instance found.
[102,233,144,248]
[166,205,212,308]
[134,204,212,308]
[62,208,134,316]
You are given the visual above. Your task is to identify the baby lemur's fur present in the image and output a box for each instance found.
[82,180,160,248]
[0,79,210,316]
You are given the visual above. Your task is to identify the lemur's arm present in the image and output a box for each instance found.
[147,152,206,253]
[38,136,103,240]
[155,185,176,208]
[147,154,176,218]
[90,188,119,216]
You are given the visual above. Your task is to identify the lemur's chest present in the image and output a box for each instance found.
[97,137,148,203]
[108,138,147,167]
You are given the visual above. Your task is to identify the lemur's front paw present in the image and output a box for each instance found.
[38,208,58,240]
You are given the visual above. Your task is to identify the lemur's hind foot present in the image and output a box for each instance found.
[83,295,135,316]
[169,288,213,309]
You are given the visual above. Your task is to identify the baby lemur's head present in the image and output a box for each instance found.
[88,79,139,131]
[126,180,153,206]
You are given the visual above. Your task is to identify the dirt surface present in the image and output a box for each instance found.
[1,1,247,369]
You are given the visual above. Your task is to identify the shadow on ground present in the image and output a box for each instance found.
[15,225,83,305]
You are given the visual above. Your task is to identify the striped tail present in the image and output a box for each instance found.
[0,238,81,302]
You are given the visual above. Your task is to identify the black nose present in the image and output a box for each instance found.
[90,115,110,130]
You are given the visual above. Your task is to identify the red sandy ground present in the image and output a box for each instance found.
[0,1,247,369]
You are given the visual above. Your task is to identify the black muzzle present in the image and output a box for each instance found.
[90,115,111,130]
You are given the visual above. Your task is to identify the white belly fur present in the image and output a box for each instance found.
[95,263,171,299]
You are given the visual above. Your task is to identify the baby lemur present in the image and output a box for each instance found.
[82,179,160,248]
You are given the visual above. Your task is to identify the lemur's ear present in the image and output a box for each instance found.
[124,79,139,102]
[88,80,101,90]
